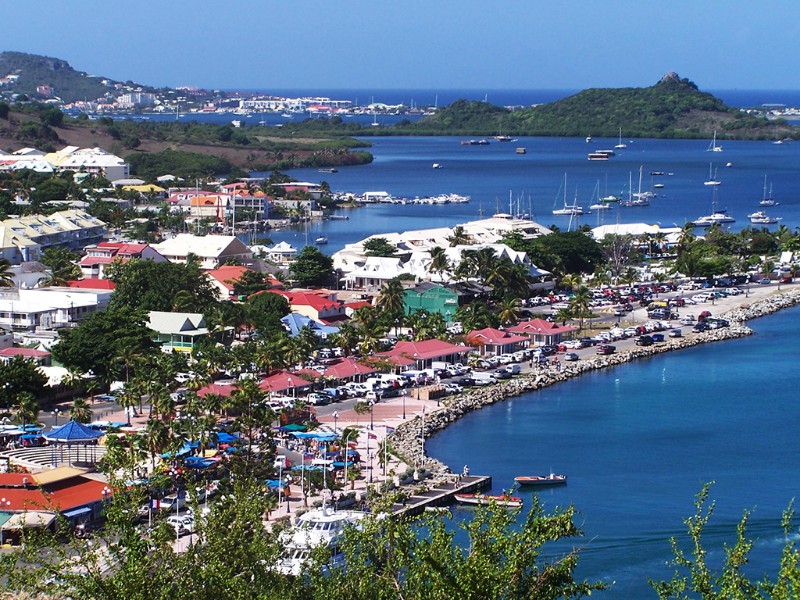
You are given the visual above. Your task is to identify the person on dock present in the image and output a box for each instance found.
[462,465,470,477]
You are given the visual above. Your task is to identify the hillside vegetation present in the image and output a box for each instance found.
[0,51,131,103]
[404,73,796,140]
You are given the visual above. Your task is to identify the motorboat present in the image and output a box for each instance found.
[748,211,780,225]
[453,493,523,509]
[589,203,611,211]
[516,147,527,154]
[318,168,338,174]
[432,163,443,169]
[514,473,568,486]
[315,236,328,245]
[274,505,368,576]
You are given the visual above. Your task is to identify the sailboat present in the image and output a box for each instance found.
[552,174,584,216]
[759,175,778,206]
[589,181,611,211]
[693,186,735,227]
[703,163,721,186]
[614,127,627,149]
[706,130,723,152]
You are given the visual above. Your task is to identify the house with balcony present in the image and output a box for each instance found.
[79,242,168,279]
[147,311,212,353]
[153,234,252,270]
[0,210,107,265]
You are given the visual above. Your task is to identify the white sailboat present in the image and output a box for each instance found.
[706,130,723,152]
[552,174,584,216]
[694,186,735,227]
[759,175,778,206]
[703,163,721,186]
[614,127,627,149]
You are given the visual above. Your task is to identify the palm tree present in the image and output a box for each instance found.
[428,246,450,281]
[447,225,470,247]
[143,418,170,471]
[330,322,359,357]
[15,392,38,427]
[496,297,522,326]
[560,273,583,293]
[69,397,93,423]
[0,259,15,288]
[376,278,406,321]
[569,286,593,330]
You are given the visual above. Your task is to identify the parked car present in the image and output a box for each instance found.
[494,368,512,379]
[651,333,665,343]
[636,335,654,346]
[596,344,616,355]
[668,329,682,338]
[563,352,579,362]
[306,392,332,406]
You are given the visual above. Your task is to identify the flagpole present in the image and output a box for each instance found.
[383,427,388,479]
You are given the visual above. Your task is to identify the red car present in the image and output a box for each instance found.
[596,344,616,355]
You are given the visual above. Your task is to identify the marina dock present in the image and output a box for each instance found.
[389,475,492,518]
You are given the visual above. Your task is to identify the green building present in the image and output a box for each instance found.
[403,283,462,323]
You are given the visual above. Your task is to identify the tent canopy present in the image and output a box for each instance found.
[292,432,338,442]
[43,420,105,443]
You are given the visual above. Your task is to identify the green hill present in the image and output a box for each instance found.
[0,51,130,103]
[408,73,795,140]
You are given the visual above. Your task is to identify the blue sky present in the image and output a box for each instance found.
[6,1,800,91]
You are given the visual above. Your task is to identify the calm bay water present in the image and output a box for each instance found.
[426,307,800,596]
[258,134,800,253]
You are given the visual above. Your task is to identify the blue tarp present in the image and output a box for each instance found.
[292,432,339,442]
[290,465,326,472]
[215,432,239,444]
[44,420,105,442]
[183,456,216,469]
[161,441,198,459]
[331,461,355,468]
[265,479,288,489]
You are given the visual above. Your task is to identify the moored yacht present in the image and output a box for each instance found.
[748,211,780,225]
[274,505,368,576]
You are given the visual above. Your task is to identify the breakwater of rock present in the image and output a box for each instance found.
[390,290,800,480]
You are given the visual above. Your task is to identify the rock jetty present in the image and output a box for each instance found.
[391,289,800,478]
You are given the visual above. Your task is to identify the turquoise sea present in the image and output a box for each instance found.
[426,307,800,596]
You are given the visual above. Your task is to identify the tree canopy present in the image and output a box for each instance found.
[288,246,334,288]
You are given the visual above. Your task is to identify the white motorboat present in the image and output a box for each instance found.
[748,211,780,225]
[274,505,368,576]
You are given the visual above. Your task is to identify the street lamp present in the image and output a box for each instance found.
[402,389,406,420]
[332,411,338,433]
[369,400,374,430]
[51,408,61,427]
[2,383,9,415]
[101,486,112,505]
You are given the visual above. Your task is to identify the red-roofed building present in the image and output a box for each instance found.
[506,319,579,346]
[267,290,348,324]
[323,358,378,381]
[0,347,51,366]
[206,265,253,300]
[377,339,471,370]
[259,371,313,394]
[465,328,529,356]
[196,382,237,399]
[67,278,116,291]
[79,242,168,279]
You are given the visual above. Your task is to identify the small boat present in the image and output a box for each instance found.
[494,135,514,142]
[315,236,328,245]
[614,127,627,149]
[585,135,592,143]
[454,493,523,508]
[588,152,609,161]
[589,203,612,211]
[432,163,443,169]
[516,147,527,154]
[318,168,338,173]
[653,183,665,189]
[515,473,568,486]
[707,129,723,152]
[704,163,721,186]
[747,211,780,225]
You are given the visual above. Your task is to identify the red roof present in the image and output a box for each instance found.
[506,319,579,336]
[378,339,470,362]
[260,290,344,313]
[47,478,111,511]
[344,301,372,310]
[0,348,50,359]
[323,358,378,380]
[68,278,116,290]
[197,383,237,398]
[206,265,251,291]
[259,371,312,392]
[465,328,529,347]
[0,474,36,487]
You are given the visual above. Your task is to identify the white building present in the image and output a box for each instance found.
[0,210,107,264]
[153,234,253,270]
[0,287,112,331]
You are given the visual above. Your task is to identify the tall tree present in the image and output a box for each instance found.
[288,246,334,288]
